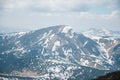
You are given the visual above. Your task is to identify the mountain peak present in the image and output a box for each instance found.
[60,25,72,33]
[41,25,73,34]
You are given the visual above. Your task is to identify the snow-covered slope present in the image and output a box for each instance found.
[83,28,120,69]
[0,26,120,80]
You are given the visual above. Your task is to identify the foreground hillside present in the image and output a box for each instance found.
[94,71,120,80]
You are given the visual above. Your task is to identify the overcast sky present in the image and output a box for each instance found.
[0,0,120,32]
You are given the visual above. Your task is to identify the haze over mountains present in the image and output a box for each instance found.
[0,25,120,80]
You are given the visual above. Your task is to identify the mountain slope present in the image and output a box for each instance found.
[83,28,120,70]
[0,25,120,80]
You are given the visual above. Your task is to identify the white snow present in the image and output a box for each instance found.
[15,41,20,44]
[47,65,75,80]
[95,59,101,63]
[61,26,72,33]
[79,58,91,67]
[83,33,101,41]
[108,59,114,65]
[39,32,47,40]
[16,47,24,51]
[52,41,61,51]
[80,50,85,55]
[50,34,55,40]
[32,32,48,46]
[83,41,88,46]
[84,60,89,65]
[18,32,26,35]
[62,48,72,56]
[43,38,49,47]
[100,29,110,36]
[47,59,71,64]
[0,77,9,80]
[48,30,53,35]
[49,66,61,73]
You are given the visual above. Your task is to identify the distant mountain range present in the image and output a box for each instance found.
[0,25,120,80]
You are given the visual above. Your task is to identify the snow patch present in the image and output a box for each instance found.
[50,34,55,40]
[62,48,72,56]
[83,41,88,46]
[52,41,61,51]
[18,32,26,35]
[49,66,61,73]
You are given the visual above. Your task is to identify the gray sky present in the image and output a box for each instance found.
[0,0,120,33]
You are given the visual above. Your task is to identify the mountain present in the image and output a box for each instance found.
[0,25,120,80]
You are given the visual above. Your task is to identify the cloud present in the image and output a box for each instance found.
[0,0,115,13]
[79,10,120,19]
[28,0,92,12]
[108,0,120,10]
[101,10,120,21]
[0,0,33,11]
[0,0,119,20]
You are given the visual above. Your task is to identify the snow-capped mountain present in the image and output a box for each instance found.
[0,25,120,80]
